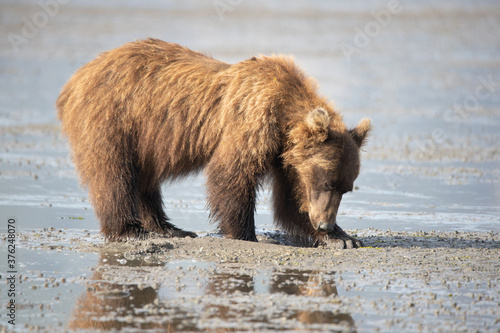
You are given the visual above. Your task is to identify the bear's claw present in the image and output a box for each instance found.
[170,229,198,238]
[321,224,363,249]
[107,228,197,241]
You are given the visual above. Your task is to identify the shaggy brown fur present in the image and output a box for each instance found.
[57,39,370,245]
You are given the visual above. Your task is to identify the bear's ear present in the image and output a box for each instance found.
[305,107,330,143]
[350,118,371,148]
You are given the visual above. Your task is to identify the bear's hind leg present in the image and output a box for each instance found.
[89,175,146,241]
[138,186,197,238]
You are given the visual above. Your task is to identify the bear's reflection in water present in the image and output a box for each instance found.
[69,253,355,331]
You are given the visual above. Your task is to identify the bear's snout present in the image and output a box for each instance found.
[317,221,335,232]
[308,190,342,233]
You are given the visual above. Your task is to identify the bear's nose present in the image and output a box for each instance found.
[317,222,331,232]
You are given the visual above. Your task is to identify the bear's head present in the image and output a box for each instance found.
[284,107,371,233]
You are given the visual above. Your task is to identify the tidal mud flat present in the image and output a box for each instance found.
[1,0,500,332]
[1,228,499,332]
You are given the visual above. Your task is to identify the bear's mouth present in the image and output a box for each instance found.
[316,221,335,232]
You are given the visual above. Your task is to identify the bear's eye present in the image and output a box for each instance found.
[323,181,335,191]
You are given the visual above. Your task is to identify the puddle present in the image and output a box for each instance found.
[63,254,354,332]
[0,247,97,330]
[0,239,354,332]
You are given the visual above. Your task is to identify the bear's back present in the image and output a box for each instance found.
[56,39,229,123]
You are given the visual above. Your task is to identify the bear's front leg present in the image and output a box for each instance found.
[323,224,364,249]
[205,161,259,242]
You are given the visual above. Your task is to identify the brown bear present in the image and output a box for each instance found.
[57,38,370,248]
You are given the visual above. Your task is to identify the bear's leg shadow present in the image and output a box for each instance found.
[138,184,197,238]
[205,160,259,242]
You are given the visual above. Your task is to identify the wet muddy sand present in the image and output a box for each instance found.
[2,228,499,332]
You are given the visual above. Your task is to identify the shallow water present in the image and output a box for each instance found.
[1,0,499,331]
